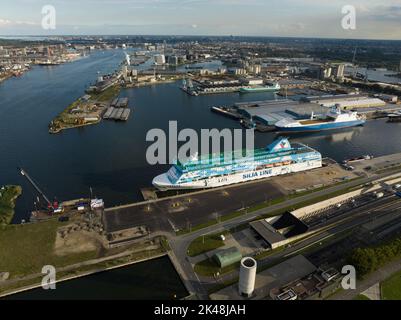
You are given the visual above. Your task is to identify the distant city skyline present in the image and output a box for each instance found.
[1,0,401,40]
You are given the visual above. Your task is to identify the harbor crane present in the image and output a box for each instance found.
[19,168,57,211]
[352,47,358,78]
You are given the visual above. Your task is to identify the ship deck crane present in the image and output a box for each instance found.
[19,168,54,210]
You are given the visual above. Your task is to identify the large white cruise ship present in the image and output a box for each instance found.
[152,138,322,190]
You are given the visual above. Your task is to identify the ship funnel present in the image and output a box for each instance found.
[267,138,292,152]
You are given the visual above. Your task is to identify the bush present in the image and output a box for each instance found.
[348,237,401,277]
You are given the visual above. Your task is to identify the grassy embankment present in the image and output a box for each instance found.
[0,218,169,295]
[187,230,231,257]
[381,269,401,300]
[0,220,98,279]
[91,84,121,102]
[194,259,240,277]
[0,185,22,226]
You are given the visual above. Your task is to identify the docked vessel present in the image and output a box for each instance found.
[342,155,373,164]
[38,59,61,66]
[275,107,365,133]
[388,112,401,123]
[152,138,322,190]
[239,83,280,93]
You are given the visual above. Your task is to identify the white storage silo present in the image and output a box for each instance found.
[239,257,257,297]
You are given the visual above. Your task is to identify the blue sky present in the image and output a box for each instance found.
[1,0,401,39]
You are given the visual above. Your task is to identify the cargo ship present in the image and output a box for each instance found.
[275,108,365,133]
[239,83,280,93]
[152,138,322,190]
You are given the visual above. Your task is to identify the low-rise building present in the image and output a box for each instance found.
[213,247,242,268]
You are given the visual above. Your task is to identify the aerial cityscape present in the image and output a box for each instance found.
[1,0,401,311]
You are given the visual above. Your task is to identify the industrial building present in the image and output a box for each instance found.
[250,212,309,249]
[242,78,264,86]
[213,247,242,268]
[270,267,341,300]
[235,100,328,126]
[154,54,166,65]
[278,79,315,89]
[304,94,386,110]
[210,255,318,300]
[103,97,131,121]
[376,94,398,104]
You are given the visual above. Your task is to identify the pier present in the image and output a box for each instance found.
[103,97,132,121]
[103,160,355,235]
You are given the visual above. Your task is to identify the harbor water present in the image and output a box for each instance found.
[1,49,401,224]
[2,256,188,300]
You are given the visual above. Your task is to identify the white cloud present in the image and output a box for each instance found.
[0,18,37,27]
[0,19,12,26]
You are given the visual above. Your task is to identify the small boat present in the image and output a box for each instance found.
[342,155,373,164]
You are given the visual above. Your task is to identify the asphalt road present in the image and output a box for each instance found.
[103,179,284,233]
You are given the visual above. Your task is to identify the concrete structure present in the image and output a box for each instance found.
[243,78,263,85]
[335,64,345,79]
[229,67,247,75]
[121,65,128,78]
[332,98,386,110]
[168,55,178,65]
[278,79,314,89]
[276,289,297,300]
[210,255,317,300]
[290,184,384,220]
[154,54,166,65]
[304,94,386,110]
[377,94,398,103]
[249,219,286,249]
[249,65,261,75]
[250,212,309,249]
[320,66,332,79]
[271,267,341,300]
[239,257,257,297]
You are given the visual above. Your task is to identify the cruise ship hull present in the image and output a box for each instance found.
[152,159,322,190]
[276,120,365,133]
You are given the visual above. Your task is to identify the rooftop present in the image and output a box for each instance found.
[249,219,286,245]
[210,255,317,300]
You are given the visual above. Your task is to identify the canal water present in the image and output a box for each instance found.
[2,256,188,300]
[1,49,401,224]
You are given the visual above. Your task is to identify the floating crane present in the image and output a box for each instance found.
[19,168,56,211]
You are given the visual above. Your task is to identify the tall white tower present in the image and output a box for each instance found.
[238,257,257,297]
